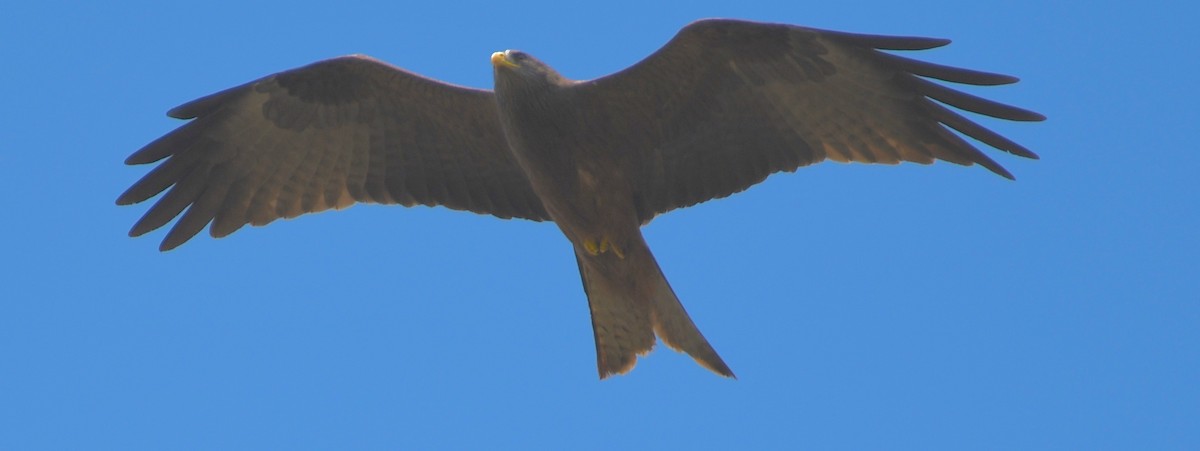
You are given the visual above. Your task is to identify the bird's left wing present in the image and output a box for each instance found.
[579,19,1044,223]
[119,55,549,250]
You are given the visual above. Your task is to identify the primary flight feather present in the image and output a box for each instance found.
[119,19,1042,378]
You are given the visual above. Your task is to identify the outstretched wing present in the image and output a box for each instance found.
[581,19,1044,222]
[118,55,549,251]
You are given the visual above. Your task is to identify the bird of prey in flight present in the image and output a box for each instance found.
[118,19,1042,378]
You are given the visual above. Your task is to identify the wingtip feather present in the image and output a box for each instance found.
[826,30,951,50]
[166,81,252,119]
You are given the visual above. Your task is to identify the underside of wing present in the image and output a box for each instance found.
[118,55,549,251]
[583,19,1044,222]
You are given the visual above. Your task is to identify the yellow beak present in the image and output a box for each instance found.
[491,51,519,69]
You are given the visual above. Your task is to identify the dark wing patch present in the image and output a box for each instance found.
[581,19,1043,223]
[119,55,549,251]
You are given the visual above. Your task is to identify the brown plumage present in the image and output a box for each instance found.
[118,19,1043,378]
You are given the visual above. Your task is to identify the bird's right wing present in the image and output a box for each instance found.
[118,55,549,251]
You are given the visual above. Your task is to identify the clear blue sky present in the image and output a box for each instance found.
[2,0,1196,449]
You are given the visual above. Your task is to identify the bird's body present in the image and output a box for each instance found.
[119,19,1042,378]
[491,50,732,375]
[493,62,634,251]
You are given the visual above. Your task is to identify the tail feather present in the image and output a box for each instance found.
[648,274,735,378]
[574,236,734,379]
[575,252,656,377]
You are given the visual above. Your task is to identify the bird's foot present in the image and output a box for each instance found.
[583,237,625,259]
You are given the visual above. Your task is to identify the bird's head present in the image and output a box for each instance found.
[491,50,569,89]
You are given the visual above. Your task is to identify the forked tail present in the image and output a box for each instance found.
[574,235,734,379]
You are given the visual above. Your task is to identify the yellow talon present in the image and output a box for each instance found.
[609,240,625,259]
[583,237,625,259]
